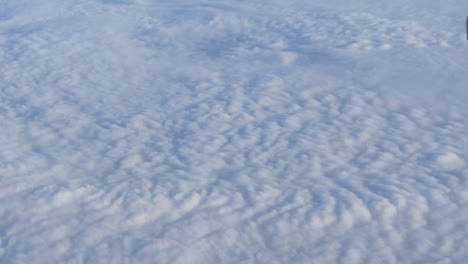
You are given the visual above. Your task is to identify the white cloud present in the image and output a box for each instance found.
[0,0,467,263]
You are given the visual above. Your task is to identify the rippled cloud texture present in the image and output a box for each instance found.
[0,0,467,263]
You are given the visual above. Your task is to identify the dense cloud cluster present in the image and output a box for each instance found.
[0,0,467,263]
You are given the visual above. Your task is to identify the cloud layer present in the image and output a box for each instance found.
[0,1,467,263]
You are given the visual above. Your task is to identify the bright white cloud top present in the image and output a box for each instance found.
[0,0,467,263]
